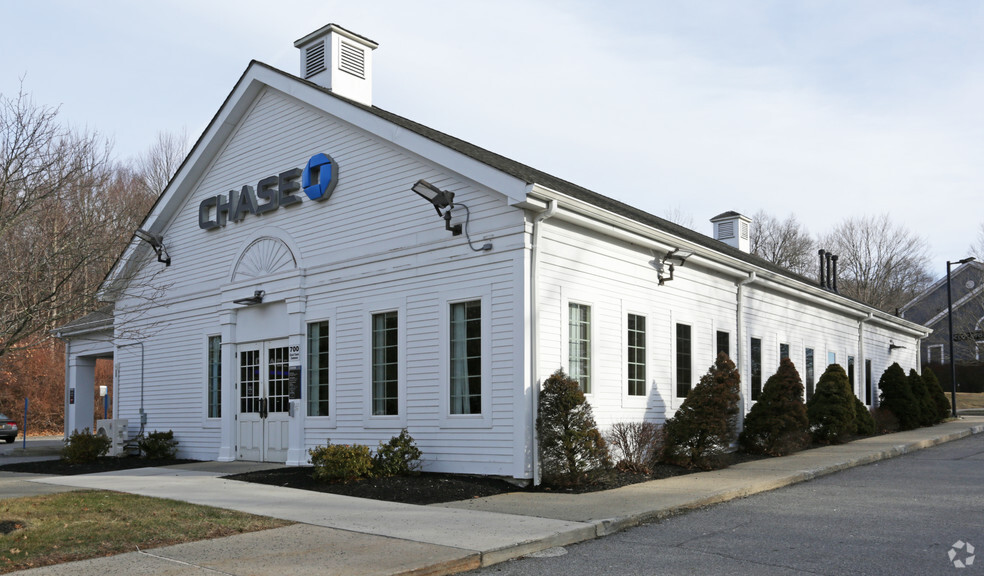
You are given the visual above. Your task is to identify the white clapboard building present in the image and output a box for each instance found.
[58,25,929,481]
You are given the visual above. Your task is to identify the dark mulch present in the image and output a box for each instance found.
[0,457,200,476]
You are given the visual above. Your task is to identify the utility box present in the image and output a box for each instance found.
[96,419,129,456]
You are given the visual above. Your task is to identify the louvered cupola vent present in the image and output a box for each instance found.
[294,24,378,106]
[710,211,752,253]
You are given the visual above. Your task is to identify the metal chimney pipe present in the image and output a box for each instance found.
[818,249,826,288]
[825,252,833,291]
[831,255,839,293]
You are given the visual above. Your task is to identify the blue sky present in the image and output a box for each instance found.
[3,0,981,277]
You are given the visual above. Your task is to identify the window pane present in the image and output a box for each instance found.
[805,348,815,400]
[717,331,730,357]
[450,300,481,414]
[627,314,646,396]
[372,311,399,416]
[676,324,691,397]
[307,321,330,416]
[569,303,591,393]
[780,343,790,361]
[207,336,221,418]
[751,337,762,401]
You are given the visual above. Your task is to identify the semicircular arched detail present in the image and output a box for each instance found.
[232,237,297,281]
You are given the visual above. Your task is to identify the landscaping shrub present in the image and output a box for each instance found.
[62,428,111,464]
[373,429,422,477]
[309,442,374,483]
[853,397,876,436]
[872,406,899,433]
[604,421,664,473]
[537,369,610,486]
[878,363,920,430]
[807,364,857,444]
[739,358,810,456]
[138,430,178,459]
[907,369,936,427]
[663,353,741,469]
[923,367,952,423]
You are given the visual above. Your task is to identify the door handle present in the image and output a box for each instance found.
[259,398,267,419]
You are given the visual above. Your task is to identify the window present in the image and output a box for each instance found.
[307,321,330,417]
[372,311,399,416]
[450,300,482,414]
[627,314,646,396]
[828,351,836,366]
[676,323,692,397]
[716,331,730,358]
[207,336,221,418]
[848,356,855,393]
[569,303,591,393]
[780,343,790,361]
[805,347,815,400]
[751,337,762,401]
[928,345,944,365]
[865,359,872,405]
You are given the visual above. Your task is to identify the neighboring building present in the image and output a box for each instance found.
[58,25,929,482]
[900,261,984,392]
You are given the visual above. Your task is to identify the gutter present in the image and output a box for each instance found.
[529,199,557,486]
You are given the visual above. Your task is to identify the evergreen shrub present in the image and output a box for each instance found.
[807,364,857,444]
[537,369,610,486]
[605,421,664,473]
[62,428,111,464]
[309,442,374,483]
[853,397,876,436]
[907,369,937,427]
[373,429,422,477]
[663,353,741,469]
[138,430,179,459]
[739,358,810,456]
[923,367,952,423]
[878,363,920,431]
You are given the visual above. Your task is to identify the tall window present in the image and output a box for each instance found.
[751,337,762,401]
[372,311,399,416]
[569,303,591,393]
[716,331,730,358]
[848,356,855,393]
[207,336,221,418]
[450,300,482,414]
[805,347,815,400]
[828,351,837,366]
[676,323,692,397]
[627,314,646,396]
[780,343,790,361]
[865,359,872,405]
[307,321,330,416]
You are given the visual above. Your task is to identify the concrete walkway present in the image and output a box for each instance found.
[7,416,984,575]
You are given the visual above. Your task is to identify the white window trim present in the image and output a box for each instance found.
[305,314,337,428]
[439,288,493,429]
[363,301,407,429]
[621,305,650,407]
[561,293,596,396]
[202,333,222,428]
[928,344,944,364]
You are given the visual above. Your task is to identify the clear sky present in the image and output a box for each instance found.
[3,0,981,277]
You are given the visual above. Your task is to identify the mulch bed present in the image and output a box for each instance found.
[0,457,200,476]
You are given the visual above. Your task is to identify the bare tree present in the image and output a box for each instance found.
[749,210,815,277]
[662,205,694,229]
[137,129,188,196]
[820,214,932,313]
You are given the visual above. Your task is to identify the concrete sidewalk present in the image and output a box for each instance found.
[11,416,984,575]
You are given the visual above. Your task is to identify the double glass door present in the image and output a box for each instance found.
[237,340,290,462]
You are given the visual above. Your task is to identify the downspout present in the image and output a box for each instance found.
[116,341,147,439]
[859,313,872,406]
[736,272,757,429]
[530,199,557,486]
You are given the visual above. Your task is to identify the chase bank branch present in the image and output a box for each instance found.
[58,24,929,482]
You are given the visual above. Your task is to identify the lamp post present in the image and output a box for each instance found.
[947,256,976,417]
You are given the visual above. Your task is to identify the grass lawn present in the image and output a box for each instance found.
[955,392,984,409]
[0,490,290,573]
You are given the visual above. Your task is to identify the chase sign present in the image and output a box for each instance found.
[199,153,338,230]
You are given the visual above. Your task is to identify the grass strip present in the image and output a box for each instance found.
[0,490,290,573]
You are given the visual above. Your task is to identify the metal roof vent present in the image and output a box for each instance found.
[710,211,752,253]
[294,24,378,106]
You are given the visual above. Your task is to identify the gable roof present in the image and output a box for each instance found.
[900,261,984,327]
[100,59,929,338]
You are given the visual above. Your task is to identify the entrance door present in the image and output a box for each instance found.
[237,340,290,462]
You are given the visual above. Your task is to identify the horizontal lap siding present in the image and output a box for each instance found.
[113,88,528,474]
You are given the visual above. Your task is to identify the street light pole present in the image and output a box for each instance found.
[947,256,976,418]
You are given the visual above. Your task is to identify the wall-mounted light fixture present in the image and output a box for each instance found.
[233,290,265,306]
[888,341,906,352]
[411,179,492,251]
[652,249,693,285]
[134,229,171,266]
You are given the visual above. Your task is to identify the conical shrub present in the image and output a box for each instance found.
[878,363,920,431]
[537,369,610,486]
[739,358,810,455]
[853,396,876,436]
[923,367,951,423]
[807,364,856,444]
[907,369,936,427]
